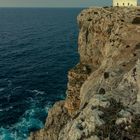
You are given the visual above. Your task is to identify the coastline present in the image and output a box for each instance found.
[29,6,140,140]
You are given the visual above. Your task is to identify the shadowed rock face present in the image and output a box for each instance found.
[29,7,140,140]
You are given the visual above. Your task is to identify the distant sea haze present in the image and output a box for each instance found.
[0,8,81,140]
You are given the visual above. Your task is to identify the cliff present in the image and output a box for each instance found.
[29,7,140,140]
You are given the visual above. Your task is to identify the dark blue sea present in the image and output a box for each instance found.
[0,8,81,140]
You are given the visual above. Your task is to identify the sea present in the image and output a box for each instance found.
[0,8,82,140]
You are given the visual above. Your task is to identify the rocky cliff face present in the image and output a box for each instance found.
[29,7,140,140]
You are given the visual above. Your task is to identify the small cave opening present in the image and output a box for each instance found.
[99,88,106,95]
[133,68,136,73]
[132,17,140,24]
[76,123,84,131]
[122,64,126,67]
[135,43,140,50]
[87,18,92,22]
[85,30,89,44]
[133,53,137,57]
[126,45,130,48]
[104,72,109,79]
[123,136,131,140]
[94,12,98,14]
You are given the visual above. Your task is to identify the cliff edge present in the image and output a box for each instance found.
[29,7,140,140]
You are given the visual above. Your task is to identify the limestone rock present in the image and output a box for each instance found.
[29,101,70,140]
[29,7,140,140]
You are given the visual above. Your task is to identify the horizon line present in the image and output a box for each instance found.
[0,6,108,8]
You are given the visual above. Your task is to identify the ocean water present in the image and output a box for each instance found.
[0,8,81,140]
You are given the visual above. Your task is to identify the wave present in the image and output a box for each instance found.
[0,88,5,92]
[0,106,13,112]
[27,89,46,96]
[0,85,51,140]
[0,128,15,140]
[0,103,51,140]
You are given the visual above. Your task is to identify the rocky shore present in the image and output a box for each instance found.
[29,7,140,140]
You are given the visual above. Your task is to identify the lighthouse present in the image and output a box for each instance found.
[113,0,137,6]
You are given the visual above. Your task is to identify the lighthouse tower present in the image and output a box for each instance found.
[113,0,137,6]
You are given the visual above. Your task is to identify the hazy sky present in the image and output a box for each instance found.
[0,0,112,7]
[0,0,139,7]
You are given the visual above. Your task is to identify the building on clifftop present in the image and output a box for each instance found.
[113,0,137,6]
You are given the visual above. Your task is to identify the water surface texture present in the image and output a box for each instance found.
[0,8,81,140]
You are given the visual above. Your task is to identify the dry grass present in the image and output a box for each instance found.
[94,99,140,140]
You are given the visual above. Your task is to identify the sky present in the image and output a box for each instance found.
[0,0,112,7]
[0,0,139,7]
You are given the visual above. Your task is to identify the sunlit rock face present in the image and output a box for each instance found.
[29,7,140,140]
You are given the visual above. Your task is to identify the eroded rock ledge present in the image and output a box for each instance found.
[29,7,140,140]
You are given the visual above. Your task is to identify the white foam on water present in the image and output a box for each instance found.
[0,128,14,140]
[0,85,51,140]
[27,89,46,95]
[0,106,13,113]
[0,103,51,140]
[5,106,13,112]
[13,86,22,91]
[0,88,5,92]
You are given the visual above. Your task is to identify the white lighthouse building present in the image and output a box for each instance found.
[113,0,137,6]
